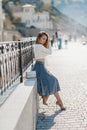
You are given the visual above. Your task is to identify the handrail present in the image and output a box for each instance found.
[0,40,35,94]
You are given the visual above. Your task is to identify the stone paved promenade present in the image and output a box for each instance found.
[36,42,87,130]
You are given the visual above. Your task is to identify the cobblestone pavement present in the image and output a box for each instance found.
[36,43,87,130]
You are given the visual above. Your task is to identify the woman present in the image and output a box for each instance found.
[32,31,66,110]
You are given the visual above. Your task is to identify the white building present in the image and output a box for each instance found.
[8,3,53,30]
[20,4,35,26]
[32,11,53,29]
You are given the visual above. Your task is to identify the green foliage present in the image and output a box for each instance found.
[3,0,19,4]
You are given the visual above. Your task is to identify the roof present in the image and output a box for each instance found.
[22,4,35,8]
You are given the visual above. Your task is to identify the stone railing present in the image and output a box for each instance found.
[0,75,38,130]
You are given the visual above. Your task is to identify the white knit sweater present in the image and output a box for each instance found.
[33,43,52,60]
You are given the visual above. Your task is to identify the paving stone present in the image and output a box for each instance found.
[36,44,87,130]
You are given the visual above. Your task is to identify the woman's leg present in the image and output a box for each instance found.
[42,96,49,105]
[54,92,66,110]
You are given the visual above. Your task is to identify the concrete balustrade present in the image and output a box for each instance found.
[0,77,38,130]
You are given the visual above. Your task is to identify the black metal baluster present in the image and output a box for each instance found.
[30,38,33,69]
[19,42,23,83]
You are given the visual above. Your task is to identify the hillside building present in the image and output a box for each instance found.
[8,2,53,30]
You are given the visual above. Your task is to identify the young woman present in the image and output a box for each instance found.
[32,31,66,110]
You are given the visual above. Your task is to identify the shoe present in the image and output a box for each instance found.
[61,107,66,111]
[56,101,66,111]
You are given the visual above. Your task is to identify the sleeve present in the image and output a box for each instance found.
[40,43,52,55]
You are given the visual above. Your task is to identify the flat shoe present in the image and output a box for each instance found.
[61,107,66,111]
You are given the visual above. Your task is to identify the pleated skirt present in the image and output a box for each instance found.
[32,61,60,96]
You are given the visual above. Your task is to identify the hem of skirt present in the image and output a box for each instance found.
[38,89,60,96]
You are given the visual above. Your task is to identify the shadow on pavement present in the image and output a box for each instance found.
[36,109,63,129]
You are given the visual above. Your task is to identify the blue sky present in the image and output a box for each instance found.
[53,0,87,27]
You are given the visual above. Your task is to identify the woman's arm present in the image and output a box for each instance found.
[40,43,52,54]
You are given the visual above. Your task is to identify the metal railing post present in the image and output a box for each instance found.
[30,38,33,69]
[19,42,23,83]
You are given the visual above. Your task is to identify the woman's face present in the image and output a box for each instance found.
[39,35,47,45]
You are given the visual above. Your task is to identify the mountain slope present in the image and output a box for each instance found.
[41,5,87,36]
[55,1,87,28]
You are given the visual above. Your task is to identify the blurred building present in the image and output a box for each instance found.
[8,2,53,30]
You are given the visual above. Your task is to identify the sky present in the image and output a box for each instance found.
[52,0,87,27]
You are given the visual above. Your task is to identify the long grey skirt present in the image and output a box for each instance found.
[32,61,60,96]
